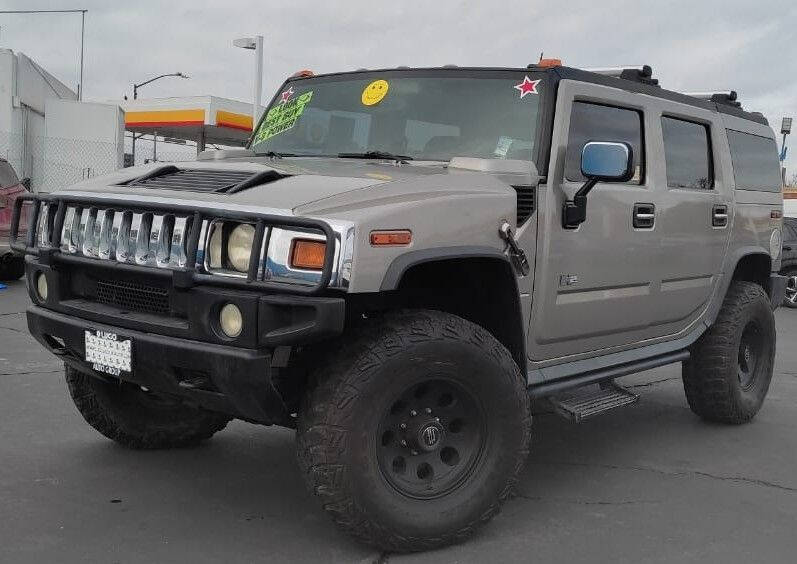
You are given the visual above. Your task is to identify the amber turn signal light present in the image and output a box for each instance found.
[370,230,412,246]
[290,239,326,270]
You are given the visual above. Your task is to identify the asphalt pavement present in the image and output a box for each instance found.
[2,277,797,563]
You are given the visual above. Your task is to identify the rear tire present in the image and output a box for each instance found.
[66,365,231,449]
[0,255,25,281]
[682,281,775,424]
[782,267,797,308]
[296,310,531,552]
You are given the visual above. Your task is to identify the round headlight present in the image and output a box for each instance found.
[219,303,243,338]
[208,224,223,268]
[36,272,48,301]
[228,223,255,272]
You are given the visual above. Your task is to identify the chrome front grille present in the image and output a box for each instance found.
[52,204,192,269]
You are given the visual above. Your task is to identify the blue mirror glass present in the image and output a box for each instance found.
[580,142,633,181]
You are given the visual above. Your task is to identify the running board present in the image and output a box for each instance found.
[528,350,689,398]
[549,382,639,422]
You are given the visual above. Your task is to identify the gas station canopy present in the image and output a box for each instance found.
[121,96,255,148]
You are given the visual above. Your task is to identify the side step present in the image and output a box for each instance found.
[549,381,639,423]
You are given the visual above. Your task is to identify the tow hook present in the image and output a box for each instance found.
[499,222,530,276]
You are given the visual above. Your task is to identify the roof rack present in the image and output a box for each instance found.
[682,90,741,108]
[582,65,659,86]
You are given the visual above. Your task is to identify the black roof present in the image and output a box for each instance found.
[288,65,768,126]
[546,65,768,126]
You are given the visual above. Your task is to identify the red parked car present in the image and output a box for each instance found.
[0,158,30,281]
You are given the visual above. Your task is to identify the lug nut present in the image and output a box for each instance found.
[434,417,440,422]
[425,407,432,414]
[410,410,417,417]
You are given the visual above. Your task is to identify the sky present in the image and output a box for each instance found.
[1,0,796,176]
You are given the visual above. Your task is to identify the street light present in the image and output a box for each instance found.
[130,72,190,165]
[233,36,264,125]
[0,9,87,99]
[133,72,189,99]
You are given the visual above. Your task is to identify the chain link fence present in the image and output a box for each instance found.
[0,130,229,193]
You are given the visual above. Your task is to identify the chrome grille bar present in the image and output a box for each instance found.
[54,205,192,269]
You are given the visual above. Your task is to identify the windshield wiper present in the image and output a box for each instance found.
[338,150,413,162]
[259,150,295,159]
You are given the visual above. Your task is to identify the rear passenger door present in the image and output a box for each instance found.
[650,108,731,327]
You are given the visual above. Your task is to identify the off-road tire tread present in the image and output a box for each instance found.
[683,281,774,424]
[66,365,230,449]
[296,309,531,552]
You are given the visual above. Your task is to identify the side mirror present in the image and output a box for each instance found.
[580,142,634,182]
[563,141,633,228]
[20,177,31,191]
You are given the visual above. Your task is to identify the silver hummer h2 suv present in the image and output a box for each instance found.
[10,64,787,551]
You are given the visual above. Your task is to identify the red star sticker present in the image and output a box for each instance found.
[279,87,294,103]
[514,76,540,99]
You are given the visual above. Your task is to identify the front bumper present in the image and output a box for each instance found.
[29,305,307,425]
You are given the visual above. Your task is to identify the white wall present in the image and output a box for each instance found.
[41,99,124,192]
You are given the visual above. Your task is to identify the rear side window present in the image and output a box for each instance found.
[661,117,713,189]
[0,161,19,188]
[565,102,644,184]
[726,130,782,192]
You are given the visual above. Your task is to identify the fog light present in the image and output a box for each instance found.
[36,272,48,301]
[219,303,243,338]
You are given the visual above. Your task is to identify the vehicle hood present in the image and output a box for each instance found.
[55,157,522,219]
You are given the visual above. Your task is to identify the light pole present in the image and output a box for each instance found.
[233,36,264,125]
[0,9,87,99]
[130,72,190,165]
[781,117,792,187]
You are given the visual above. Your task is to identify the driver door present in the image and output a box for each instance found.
[528,81,661,362]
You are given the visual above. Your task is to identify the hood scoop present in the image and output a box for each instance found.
[122,165,289,193]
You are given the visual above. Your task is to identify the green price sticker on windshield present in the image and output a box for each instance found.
[254,90,314,143]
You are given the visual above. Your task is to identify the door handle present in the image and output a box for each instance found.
[712,204,729,228]
[633,203,655,229]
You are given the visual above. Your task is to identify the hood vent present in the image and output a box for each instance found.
[123,165,288,193]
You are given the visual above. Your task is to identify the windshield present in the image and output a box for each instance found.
[251,70,543,162]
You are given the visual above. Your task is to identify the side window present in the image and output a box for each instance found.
[565,102,644,184]
[661,117,713,189]
[726,130,783,192]
[785,219,797,243]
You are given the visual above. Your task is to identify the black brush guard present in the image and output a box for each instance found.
[9,193,337,295]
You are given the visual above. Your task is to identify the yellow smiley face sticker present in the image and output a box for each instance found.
[362,79,389,106]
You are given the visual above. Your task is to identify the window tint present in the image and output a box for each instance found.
[0,161,19,188]
[565,102,644,183]
[726,130,782,192]
[661,117,712,189]
[785,218,797,243]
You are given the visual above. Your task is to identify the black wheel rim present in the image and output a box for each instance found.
[786,275,797,306]
[376,378,486,500]
[737,321,763,389]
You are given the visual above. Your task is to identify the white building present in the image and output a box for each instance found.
[0,48,77,185]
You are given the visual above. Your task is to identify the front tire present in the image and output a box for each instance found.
[66,365,231,449]
[296,310,531,552]
[683,281,775,424]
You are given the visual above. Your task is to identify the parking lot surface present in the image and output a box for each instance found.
[2,277,797,563]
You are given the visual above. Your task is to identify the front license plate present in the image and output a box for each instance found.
[84,330,132,376]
